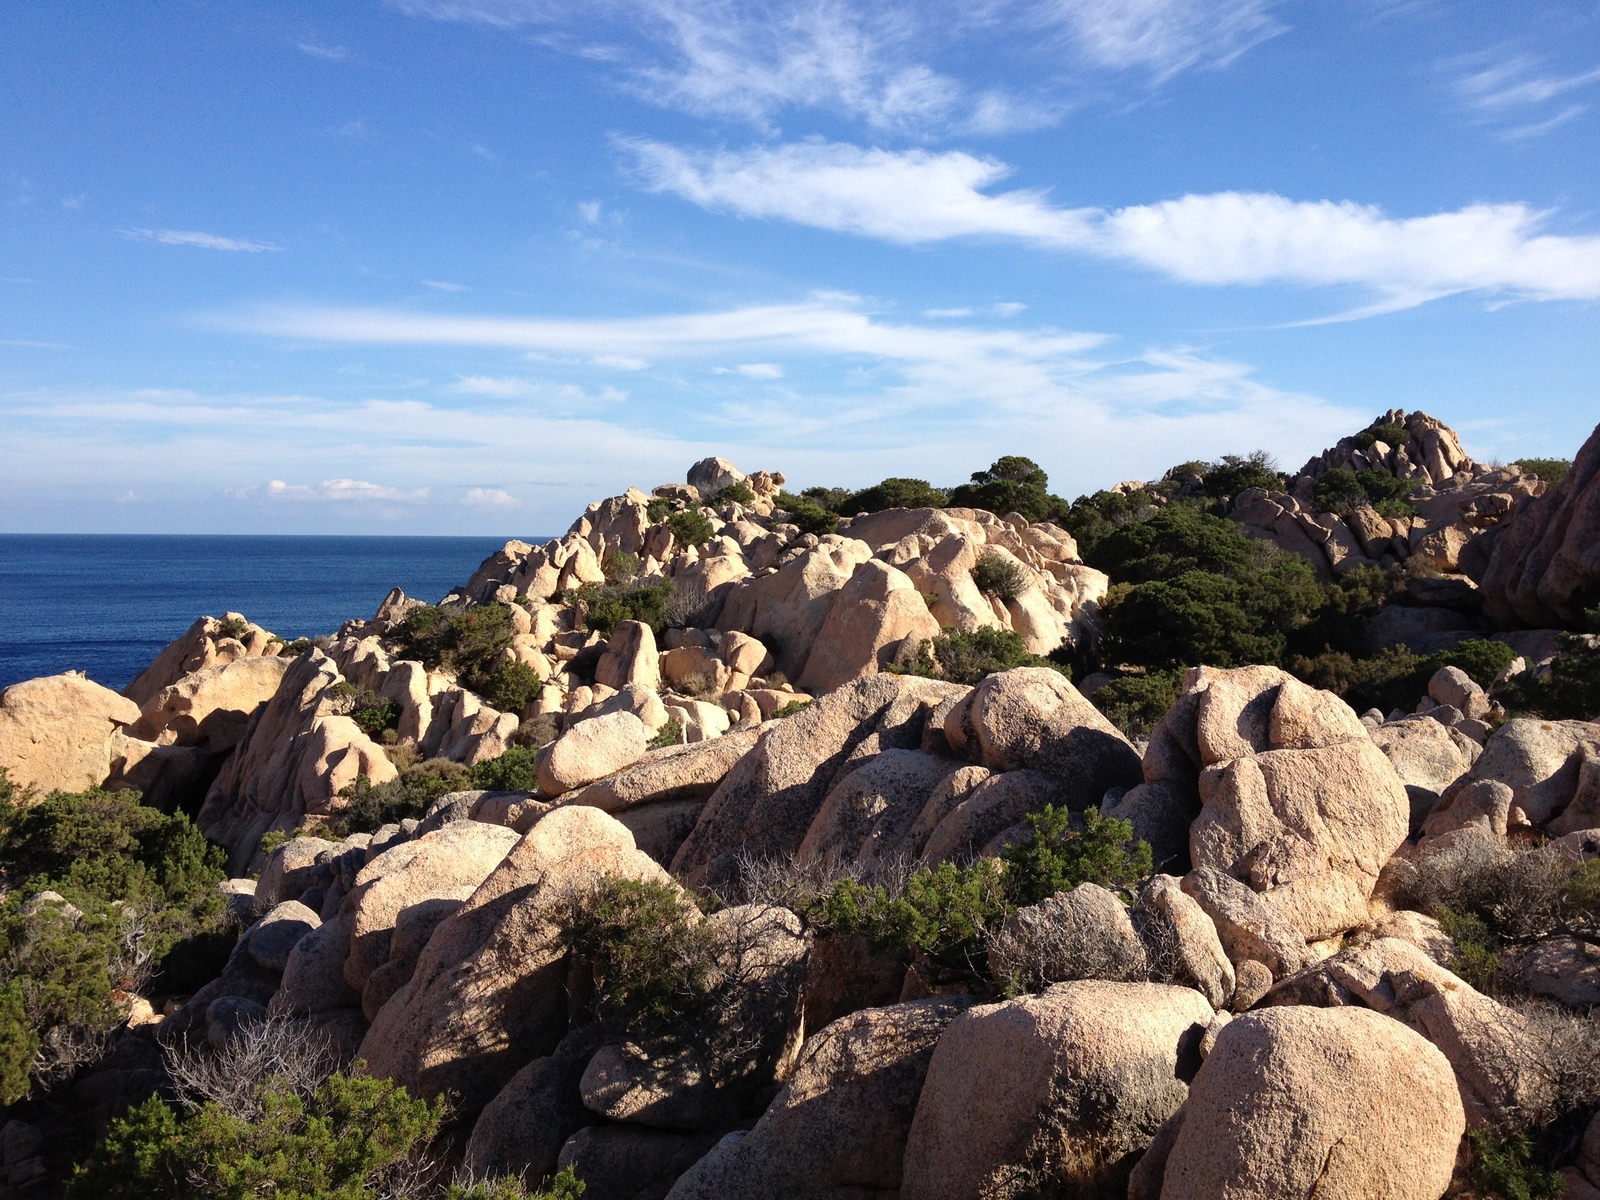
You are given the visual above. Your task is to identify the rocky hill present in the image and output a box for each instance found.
[1,415,1598,1200]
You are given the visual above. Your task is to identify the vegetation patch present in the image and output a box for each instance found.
[970,552,1030,601]
[1313,466,1419,518]
[566,581,676,637]
[1514,458,1572,488]
[775,491,839,537]
[667,509,715,549]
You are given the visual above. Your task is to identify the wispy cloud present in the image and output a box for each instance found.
[296,40,349,60]
[1447,50,1600,138]
[391,0,1265,134]
[249,478,431,502]
[625,139,1600,310]
[122,228,282,252]
[461,486,520,506]
[1037,0,1284,80]
[422,279,469,292]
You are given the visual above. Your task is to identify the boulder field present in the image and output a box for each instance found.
[4,430,1600,1199]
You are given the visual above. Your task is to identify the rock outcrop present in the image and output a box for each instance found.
[0,672,141,794]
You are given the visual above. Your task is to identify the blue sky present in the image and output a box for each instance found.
[2,0,1596,535]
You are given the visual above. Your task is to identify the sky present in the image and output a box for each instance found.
[1,0,1597,535]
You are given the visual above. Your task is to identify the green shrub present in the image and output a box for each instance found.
[770,699,813,719]
[68,1072,447,1200]
[214,616,250,642]
[1463,1130,1563,1200]
[1200,451,1284,500]
[390,603,525,700]
[279,637,313,657]
[807,860,1010,983]
[970,552,1029,601]
[601,549,640,584]
[332,759,469,836]
[775,492,839,537]
[466,746,542,792]
[1313,467,1418,518]
[667,509,716,549]
[1515,458,1571,488]
[1502,622,1600,721]
[1087,505,1261,583]
[481,658,544,714]
[646,718,683,749]
[445,1169,586,1200]
[646,498,673,524]
[947,456,1068,523]
[837,477,948,515]
[1001,806,1152,909]
[328,684,401,738]
[798,486,851,512]
[897,627,1043,686]
[1092,670,1182,738]
[556,877,719,1031]
[1436,907,1502,993]
[1292,639,1517,716]
[1059,488,1162,562]
[1352,422,1408,451]
[568,581,676,637]
[0,783,228,1102]
[708,483,756,507]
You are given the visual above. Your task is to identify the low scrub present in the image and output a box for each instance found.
[1404,836,1600,953]
[331,759,468,835]
[1091,669,1182,739]
[970,552,1029,601]
[328,682,401,739]
[1500,611,1600,720]
[567,581,676,637]
[1514,458,1572,488]
[0,775,229,1104]
[667,509,715,549]
[1313,466,1419,518]
[1293,638,1517,716]
[895,627,1064,687]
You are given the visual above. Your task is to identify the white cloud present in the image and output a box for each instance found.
[993,302,1028,316]
[735,363,782,379]
[448,374,630,402]
[1038,0,1284,80]
[627,139,1600,309]
[296,41,348,60]
[122,228,281,252]
[925,307,975,318]
[461,486,520,506]
[260,478,431,502]
[423,279,469,292]
[578,200,603,224]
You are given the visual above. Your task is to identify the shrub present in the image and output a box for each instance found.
[1403,838,1600,948]
[1515,458,1571,488]
[645,498,673,524]
[1502,622,1600,721]
[556,877,719,1031]
[68,1071,447,1200]
[1292,639,1518,717]
[1059,488,1162,561]
[481,658,544,714]
[647,717,684,749]
[1352,422,1409,451]
[837,477,948,515]
[970,552,1030,601]
[279,637,314,657]
[1463,1130,1562,1200]
[601,549,640,584]
[390,603,526,700]
[667,509,715,549]
[1200,451,1285,500]
[895,627,1048,686]
[214,616,250,641]
[775,492,839,536]
[947,455,1068,523]
[1092,670,1182,739]
[798,485,852,512]
[708,483,756,507]
[328,683,401,738]
[445,1170,586,1200]
[0,785,229,1102]
[569,581,676,637]
[1001,806,1152,909]
[466,746,541,792]
[770,699,813,719]
[1313,467,1418,518]
[807,859,1010,984]
[332,759,469,836]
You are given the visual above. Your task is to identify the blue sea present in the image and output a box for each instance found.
[0,535,531,692]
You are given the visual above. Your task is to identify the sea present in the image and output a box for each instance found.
[0,535,534,692]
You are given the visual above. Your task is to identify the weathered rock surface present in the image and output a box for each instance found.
[537,710,651,798]
[122,612,278,708]
[986,883,1148,991]
[464,1027,603,1181]
[558,728,761,814]
[1152,1005,1464,1200]
[901,980,1212,1200]
[130,654,289,751]
[1483,421,1600,627]
[0,673,141,794]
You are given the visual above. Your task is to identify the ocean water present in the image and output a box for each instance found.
[0,535,527,692]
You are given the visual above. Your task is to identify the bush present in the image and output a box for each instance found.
[1353,422,1409,451]
[569,581,676,637]
[1059,488,1162,561]
[807,860,1010,984]
[332,759,469,836]
[947,456,1068,523]
[1091,670,1182,739]
[466,746,541,792]
[1200,451,1284,500]
[646,718,683,749]
[390,603,526,700]
[557,877,719,1032]
[1403,838,1600,948]
[1293,639,1517,716]
[328,683,401,738]
[69,1071,446,1200]
[1001,806,1152,909]
[645,498,674,524]
[775,492,839,537]
[667,509,715,549]
[214,616,250,641]
[481,658,544,714]
[708,483,756,507]
[1463,1130,1562,1200]
[446,1170,586,1200]
[0,783,229,1103]
[1502,623,1600,720]
[1515,458,1571,488]
[1313,467,1418,518]
[279,637,314,657]
[770,699,813,719]
[836,477,948,515]
[601,549,639,584]
[970,552,1029,601]
[895,627,1048,686]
